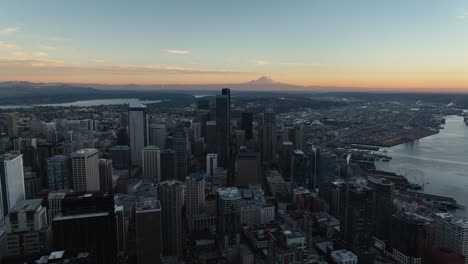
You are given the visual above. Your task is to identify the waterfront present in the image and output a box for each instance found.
[377,115,468,217]
[0,98,162,109]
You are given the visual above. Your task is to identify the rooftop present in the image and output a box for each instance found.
[0,152,22,161]
[331,249,358,262]
[53,212,109,221]
[71,148,98,156]
[48,155,69,162]
[190,170,206,182]
[136,199,161,212]
[110,145,130,150]
[10,199,43,213]
[217,187,241,200]
[129,102,147,109]
[143,145,161,151]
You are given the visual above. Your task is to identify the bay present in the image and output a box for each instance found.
[376,115,468,216]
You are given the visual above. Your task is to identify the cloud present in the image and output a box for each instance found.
[40,46,57,51]
[456,10,468,20]
[0,27,19,35]
[10,51,48,58]
[166,49,191,54]
[255,60,269,66]
[0,41,18,50]
[280,62,321,67]
[0,58,251,75]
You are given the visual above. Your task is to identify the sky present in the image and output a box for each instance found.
[0,0,468,91]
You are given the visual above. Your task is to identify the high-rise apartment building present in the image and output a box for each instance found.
[434,213,468,263]
[390,212,433,264]
[368,176,394,241]
[338,182,375,263]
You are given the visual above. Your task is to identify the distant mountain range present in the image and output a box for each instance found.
[0,76,343,94]
[1,77,468,107]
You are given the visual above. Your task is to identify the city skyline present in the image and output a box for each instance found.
[1,0,468,91]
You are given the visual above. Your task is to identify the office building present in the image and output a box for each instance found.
[0,152,25,219]
[160,149,176,181]
[206,153,218,177]
[206,121,217,154]
[390,212,433,264]
[290,150,306,187]
[52,193,117,264]
[149,124,166,150]
[128,103,148,167]
[236,150,261,186]
[331,249,358,264]
[197,99,210,110]
[7,113,18,138]
[135,199,163,264]
[4,199,50,257]
[157,180,183,257]
[216,89,231,168]
[281,141,294,179]
[259,110,276,163]
[109,145,130,171]
[186,171,205,215]
[71,149,100,192]
[368,176,394,241]
[216,187,241,250]
[98,159,113,193]
[173,126,188,180]
[115,205,126,254]
[142,145,161,181]
[240,112,253,141]
[47,155,72,190]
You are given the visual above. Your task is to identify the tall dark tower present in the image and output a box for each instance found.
[259,110,276,163]
[240,112,253,141]
[216,88,231,168]
[338,182,375,264]
[368,176,394,242]
[128,103,148,168]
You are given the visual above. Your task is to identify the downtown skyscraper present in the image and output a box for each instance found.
[216,88,231,168]
[259,110,277,163]
[173,126,188,181]
[128,103,148,168]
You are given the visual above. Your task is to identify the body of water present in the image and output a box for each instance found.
[0,98,161,109]
[376,115,468,216]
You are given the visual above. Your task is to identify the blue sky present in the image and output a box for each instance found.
[0,0,467,89]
